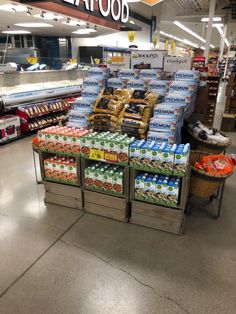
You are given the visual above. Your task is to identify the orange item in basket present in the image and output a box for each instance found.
[200,155,234,175]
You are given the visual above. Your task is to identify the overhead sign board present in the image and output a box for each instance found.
[131,50,166,69]
[63,0,129,23]
[164,56,192,72]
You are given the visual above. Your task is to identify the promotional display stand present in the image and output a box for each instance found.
[33,147,190,234]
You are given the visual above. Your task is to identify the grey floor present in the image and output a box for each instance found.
[0,85,236,314]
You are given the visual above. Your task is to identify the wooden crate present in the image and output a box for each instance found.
[84,190,129,222]
[44,182,82,209]
[130,201,185,235]
[129,168,190,234]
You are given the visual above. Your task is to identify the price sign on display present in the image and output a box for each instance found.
[105,153,118,163]
[26,57,38,65]
[90,149,104,161]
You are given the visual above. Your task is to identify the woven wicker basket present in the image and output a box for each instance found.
[189,150,232,198]
[188,128,231,154]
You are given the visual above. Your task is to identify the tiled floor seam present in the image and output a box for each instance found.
[0,213,85,299]
[60,239,191,314]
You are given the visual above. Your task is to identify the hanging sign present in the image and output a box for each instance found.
[131,50,165,69]
[63,0,129,23]
[164,56,192,72]
[150,16,157,43]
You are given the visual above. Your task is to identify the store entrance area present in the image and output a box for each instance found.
[0,132,235,313]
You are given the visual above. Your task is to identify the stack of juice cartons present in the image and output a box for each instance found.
[134,173,181,206]
[38,126,90,154]
[80,131,134,164]
[85,162,124,195]
[44,156,77,184]
[68,67,107,129]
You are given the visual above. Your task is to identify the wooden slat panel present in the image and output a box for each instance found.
[132,200,182,223]
[45,192,82,209]
[130,213,184,235]
[85,202,127,222]
[44,182,82,199]
[84,190,126,210]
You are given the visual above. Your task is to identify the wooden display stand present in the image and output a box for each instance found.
[34,147,190,234]
[129,168,190,235]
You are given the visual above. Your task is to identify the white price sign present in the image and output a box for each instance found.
[110,56,130,72]
[164,56,192,72]
[131,50,166,69]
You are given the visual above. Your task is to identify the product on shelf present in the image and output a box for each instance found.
[148,80,170,96]
[16,99,71,133]
[0,115,21,143]
[44,156,78,184]
[80,131,135,164]
[188,121,230,145]
[18,99,70,118]
[37,126,90,154]
[130,140,190,176]
[194,154,235,175]
[85,162,124,195]
[134,173,181,207]
[68,97,96,129]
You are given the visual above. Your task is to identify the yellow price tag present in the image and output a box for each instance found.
[90,149,104,160]
[105,152,118,162]
[27,56,38,65]
[70,58,77,64]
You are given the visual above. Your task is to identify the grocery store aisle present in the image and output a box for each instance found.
[0,135,236,314]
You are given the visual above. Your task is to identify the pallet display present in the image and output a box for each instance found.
[129,167,190,234]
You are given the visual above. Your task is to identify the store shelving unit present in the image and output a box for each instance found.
[129,167,190,234]
[204,76,220,127]
[16,99,71,133]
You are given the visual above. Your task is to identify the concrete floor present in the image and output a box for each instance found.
[0,89,236,313]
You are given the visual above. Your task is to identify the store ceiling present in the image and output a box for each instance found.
[0,0,116,37]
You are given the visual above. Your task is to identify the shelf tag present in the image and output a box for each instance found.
[105,152,118,162]
[90,148,104,160]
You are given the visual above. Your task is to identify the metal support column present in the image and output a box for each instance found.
[204,0,216,60]
[219,24,227,62]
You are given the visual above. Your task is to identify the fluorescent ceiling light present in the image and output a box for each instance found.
[174,21,205,43]
[212,23,224,27]
[225,38,229,47]
[73,29,94,34]
[34,13,63,20]
[0,4,27,12]
[215,25,223,35]
[200,46,205,50]
[160,30,199,48]
[15,23,53,28]
[201,17,222,22]
[183,39,199,48]
[2,30,31,34]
